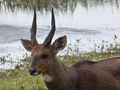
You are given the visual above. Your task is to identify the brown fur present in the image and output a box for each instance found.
[42,56,120,90]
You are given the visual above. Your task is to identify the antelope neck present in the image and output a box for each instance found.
[41,56,77,90]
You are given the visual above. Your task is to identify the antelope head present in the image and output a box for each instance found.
[20,6,67,75]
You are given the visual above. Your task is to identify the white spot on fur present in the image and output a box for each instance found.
[43,74,53,82]
[34,72,38,75]
[48,61,50,64]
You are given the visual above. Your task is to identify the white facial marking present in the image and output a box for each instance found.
[43,74,53,82]
[48,61,50,64]
[33,72,38,75]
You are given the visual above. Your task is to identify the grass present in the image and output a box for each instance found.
[0,36,120,90]
[0,69,46,90]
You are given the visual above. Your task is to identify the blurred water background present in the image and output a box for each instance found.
[0,0,120,69]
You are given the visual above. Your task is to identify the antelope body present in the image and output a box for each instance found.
[21,6,120,90]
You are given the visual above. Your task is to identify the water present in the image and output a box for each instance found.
[0,0,120,69]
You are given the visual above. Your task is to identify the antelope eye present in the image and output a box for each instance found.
[41,54,49,59]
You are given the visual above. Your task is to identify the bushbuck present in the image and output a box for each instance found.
[21,6,120,90]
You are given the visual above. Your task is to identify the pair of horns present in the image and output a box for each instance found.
[31,5,55,47]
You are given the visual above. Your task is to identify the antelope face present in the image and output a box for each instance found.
[30,44,55,75]
[30,44,53,75]
[21,35,66,75]
[20,6,67,76]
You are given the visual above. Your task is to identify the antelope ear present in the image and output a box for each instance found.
[20,38,33,52]
[52,35,67,53]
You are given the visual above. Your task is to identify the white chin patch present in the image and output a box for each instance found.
[33,72,38,75]
[43,74,53,82]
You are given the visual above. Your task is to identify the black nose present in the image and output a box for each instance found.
[29,67,36,75]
